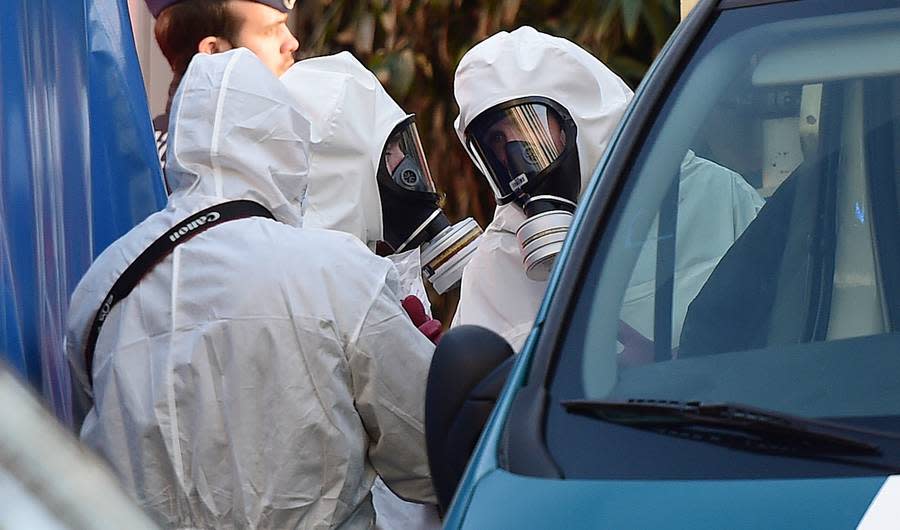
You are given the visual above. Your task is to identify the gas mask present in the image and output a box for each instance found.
[377,116,482,294]
[464,97,580,280]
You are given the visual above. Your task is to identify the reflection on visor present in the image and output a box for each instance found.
[383,120,436,193]
[466,103,568,199]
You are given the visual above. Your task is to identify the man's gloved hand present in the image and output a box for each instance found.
[401,295,443,344]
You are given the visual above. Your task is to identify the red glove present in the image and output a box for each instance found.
[401,295,443,344]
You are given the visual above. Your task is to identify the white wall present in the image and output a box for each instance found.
[127,0,173,119]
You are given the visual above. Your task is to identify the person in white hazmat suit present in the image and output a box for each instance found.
[281,52,451,530]
[618,150,764,363]
[451,26,634,351]
[452,27,764,360]
[64,48,435,529]
[282,52,482,302]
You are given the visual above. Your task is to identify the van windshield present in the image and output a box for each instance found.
[544,0,900,480]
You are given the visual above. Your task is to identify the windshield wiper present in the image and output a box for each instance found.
[561,399,896,459]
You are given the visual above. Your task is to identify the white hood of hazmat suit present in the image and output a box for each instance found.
[451,26,634,351]
[282,52,441,530]
[281,52,432,313]
[65,49,435,529]
[281,51,405,250]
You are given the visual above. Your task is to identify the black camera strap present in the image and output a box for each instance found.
[83,200,275,387]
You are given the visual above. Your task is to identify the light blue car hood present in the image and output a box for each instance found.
[461,469,897,529]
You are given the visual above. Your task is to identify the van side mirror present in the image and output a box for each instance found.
[425,325,514,511]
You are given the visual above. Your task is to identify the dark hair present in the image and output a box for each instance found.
[155,0,242,109]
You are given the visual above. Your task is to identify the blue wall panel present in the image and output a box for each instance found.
[0,0,165,425]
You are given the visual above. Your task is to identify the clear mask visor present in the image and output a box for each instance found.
[465,102,568,201]
[382,119,437,194]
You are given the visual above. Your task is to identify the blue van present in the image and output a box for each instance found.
[426,0,900,528]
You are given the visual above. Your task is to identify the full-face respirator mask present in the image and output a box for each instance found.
[464,96,580,280]
[377,116,482,294]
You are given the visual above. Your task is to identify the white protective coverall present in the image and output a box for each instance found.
[65,49,435,530]
[451,26,634,351]
[620,150,765,356]
[282,53,441,530]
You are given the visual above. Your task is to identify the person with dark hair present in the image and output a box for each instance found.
[145,0,299,176]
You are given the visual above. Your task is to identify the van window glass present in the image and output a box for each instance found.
[544,0,900,480]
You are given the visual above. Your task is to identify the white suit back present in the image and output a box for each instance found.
[65,49,434,529]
